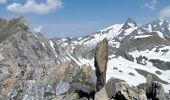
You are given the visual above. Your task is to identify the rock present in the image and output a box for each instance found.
[138,81,167,100]
[94,38,108,91]
[105,78,147,100]
[70,83,92,95]
[154,82,167,100]
[105,78,125,98]
[123,50,134,62]
[136,55,147,65]
[53,93,79,100]
[82,64,93,80]
[22,80,38,100]
[55,80,70,96]
[94,86,109,100]
[146,74,152,83]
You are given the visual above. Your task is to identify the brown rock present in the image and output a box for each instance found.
[94,38,108,91]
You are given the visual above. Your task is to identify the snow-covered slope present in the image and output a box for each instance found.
[53,18,170,93]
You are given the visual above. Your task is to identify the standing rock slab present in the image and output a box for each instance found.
[94,38,108,91]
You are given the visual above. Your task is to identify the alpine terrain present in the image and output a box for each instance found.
[0,16,170,100]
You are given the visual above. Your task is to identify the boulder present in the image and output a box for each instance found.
[138,74,167,100]
[105,78,147,100]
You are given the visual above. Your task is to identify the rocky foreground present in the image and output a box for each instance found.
[0,17,170,100]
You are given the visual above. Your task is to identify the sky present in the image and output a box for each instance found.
[0,0,170,38]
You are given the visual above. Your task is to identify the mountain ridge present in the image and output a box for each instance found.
[0,16,170,99]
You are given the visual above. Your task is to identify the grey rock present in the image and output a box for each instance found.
[146,74,152,84]
[55,80,70,96]
[105,78,147,100]
[94,38,108,91]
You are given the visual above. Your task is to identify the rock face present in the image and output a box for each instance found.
[94,38,108,91]
[0,17,96,100]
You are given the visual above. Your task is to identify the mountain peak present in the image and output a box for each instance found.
[121,17,137,30]
[126,17,137,27]
[126,17,135,23]
[8,16,29,31]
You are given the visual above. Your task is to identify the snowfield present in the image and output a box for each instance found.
[106,56,170,93]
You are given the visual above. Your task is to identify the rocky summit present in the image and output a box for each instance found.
[0,16,170,100]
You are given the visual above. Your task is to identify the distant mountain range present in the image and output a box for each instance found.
[0,16,170,99]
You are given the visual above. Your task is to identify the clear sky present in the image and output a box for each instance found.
[0,0,170,38]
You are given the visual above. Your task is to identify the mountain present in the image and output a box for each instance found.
[0,16,170,99]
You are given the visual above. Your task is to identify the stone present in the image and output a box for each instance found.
[146,74,152,84]
[138,81,167,100]
[105,78,147,100]
[154,82,167,100]
[55,80,70,96]
[94,38,108,91]
[105,78,124,98]
[22,80,38,100]
[94,86,109,100]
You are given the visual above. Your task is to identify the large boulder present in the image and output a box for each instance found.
[105,78,147,100]
[94,38,108,91]
[138,74,167,100]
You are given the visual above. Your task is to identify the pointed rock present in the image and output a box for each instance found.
[122,17,138,29]
[94,38,108,91]
[146,74,152,84]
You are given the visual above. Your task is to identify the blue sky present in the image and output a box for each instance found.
[0,0,170,38]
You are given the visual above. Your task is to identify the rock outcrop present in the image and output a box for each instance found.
[94,38,108,91]
[95,76,168,100]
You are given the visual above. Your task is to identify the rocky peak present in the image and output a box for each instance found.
[121,17,138,29]
[143,19,169,31]
[8,16,29,31]
[0,18,7,27]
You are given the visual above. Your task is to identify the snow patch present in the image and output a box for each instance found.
[134,35,152,39]
[155,31,165,40]
[49,41,55,51]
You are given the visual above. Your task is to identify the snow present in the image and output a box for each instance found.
[128,22,136,27]
[134,35,152,39]
[49,41,55,51]
[67,53,95,69]
[61,39,67,41]
[83,24,123,46]
[148,24,152,32]
[34,35,39,39]
[79,58,95,70]
[138,30,144,34]
[159,21,163,26]
[41,42,45,47]
[155,31,165,40]
[130,46,170,62]
[106,56,170,93]
[124,28,135,35]
[78,37,82,40]
[0,53,4,61]
[49,40,58,57]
